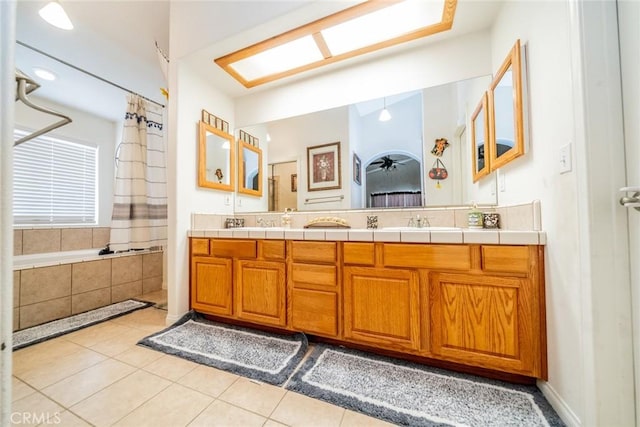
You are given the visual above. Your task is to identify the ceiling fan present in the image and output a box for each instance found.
[370,155,402,171]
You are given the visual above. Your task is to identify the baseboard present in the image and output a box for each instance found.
[537,380,581,427]
[164,312,185,325]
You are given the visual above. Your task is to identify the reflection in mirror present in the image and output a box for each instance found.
[240,75,497,212]
[489,39,525,170]
[268,161,297,211]
[471,93,490,182]
[238,141,262,196]
[198,121,235,191]
[367,154,422,208]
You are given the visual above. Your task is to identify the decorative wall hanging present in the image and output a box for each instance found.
[353,153,362,185]
[430,137,450,157]
[201,109,229,134]
[291,174,298,192]
[307,142,341,191]
[428,158,448,189]
[238,129,259,147]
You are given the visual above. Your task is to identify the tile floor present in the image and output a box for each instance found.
[11,290,393,427]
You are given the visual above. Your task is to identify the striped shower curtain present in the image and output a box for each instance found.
[109,95,167,251]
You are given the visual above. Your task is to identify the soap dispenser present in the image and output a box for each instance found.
[467,203,484,229]
[281,208,292,229]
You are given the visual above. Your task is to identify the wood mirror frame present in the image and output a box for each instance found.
[488,39,525,171]
[238,140,262,197]
[198,120,235,191]
[471,92,490,182]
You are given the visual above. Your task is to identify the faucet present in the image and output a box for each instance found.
[257,218,266,227]
[408,214,430,228]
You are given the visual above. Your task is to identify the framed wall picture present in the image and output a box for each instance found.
[291,174,297,192]
[353,153,362,185]
[307,141,341,191]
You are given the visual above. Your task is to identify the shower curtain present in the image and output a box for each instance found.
[109,94,167,251]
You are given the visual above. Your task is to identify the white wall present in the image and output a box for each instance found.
[489,1,583,424]
[348,106,364,208]
[14,96,117,226]
[166,54,235,322]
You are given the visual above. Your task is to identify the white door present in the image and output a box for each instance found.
[618,1,640,424]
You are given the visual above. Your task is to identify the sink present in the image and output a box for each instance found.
[382,227,461,231]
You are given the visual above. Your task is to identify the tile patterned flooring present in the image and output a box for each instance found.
[11,291,393,427]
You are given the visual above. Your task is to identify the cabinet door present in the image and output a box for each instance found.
[191,256,233,316]
[429,272,543,377]
[236,260,286,327]
[289,263,339,337]
[344,267,420,351]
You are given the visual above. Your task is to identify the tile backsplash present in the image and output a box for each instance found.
[14,227,111,256]
[192,201,541,231]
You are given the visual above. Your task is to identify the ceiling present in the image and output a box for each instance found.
[14,0,503,123]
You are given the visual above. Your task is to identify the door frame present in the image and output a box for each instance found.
[567,0,634,425]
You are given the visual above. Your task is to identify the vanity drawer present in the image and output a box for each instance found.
[291,263,337,289]
[210,239,256,259]
[191,238,210,256]
[383,244,471,270]
[482,245,530,274]
[260,240,285,260]
[291,241,337,263]
[343,242,375,266]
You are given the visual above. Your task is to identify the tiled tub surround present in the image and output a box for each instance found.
[193,201,543,232]
[12,251,163,331]
[14,226,111,256]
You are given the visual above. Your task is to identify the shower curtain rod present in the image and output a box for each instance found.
[17,40,165,108]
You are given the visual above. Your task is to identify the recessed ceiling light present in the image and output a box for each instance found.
[33,68,56,81]
[39,1,74,31]
[215,0,456,88]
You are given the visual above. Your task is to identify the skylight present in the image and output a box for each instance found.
[215,0,457,88]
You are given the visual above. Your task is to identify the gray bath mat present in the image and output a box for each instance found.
[287,345,564,427]
[138,311,308,386]
[13,299,153,351]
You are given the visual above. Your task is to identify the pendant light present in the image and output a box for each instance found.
[39,1,74,30]
[379,98,391,122]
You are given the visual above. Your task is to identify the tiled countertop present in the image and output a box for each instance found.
[188,228,546,245]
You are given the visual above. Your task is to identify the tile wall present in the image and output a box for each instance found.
[14,227,111,256]
[192,201,542,231]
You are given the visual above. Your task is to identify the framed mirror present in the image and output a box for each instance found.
[471,92,490,182]
[489,39,525,171]
[238,140,262,196]
[198,120,235,191]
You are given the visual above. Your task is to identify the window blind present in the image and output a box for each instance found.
[13,130,97,225]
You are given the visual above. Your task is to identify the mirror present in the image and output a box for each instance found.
[489,39,525,170]
[238,140,262,196]
[471,92,490,182]
[240,75,497,212]
[198,121,235,191]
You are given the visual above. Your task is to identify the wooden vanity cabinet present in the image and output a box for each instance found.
[288,241,341,338]
[190,238,547,379]
[190,239,287,326]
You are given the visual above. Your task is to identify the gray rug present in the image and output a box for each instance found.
[287,345,565,427]
[13,299,153,351]
[138,311,308,386]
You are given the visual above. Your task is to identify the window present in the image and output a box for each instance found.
[13,130,97,225]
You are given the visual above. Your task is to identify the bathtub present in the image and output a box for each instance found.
[12,248,164,331]
[11,248,156,270]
